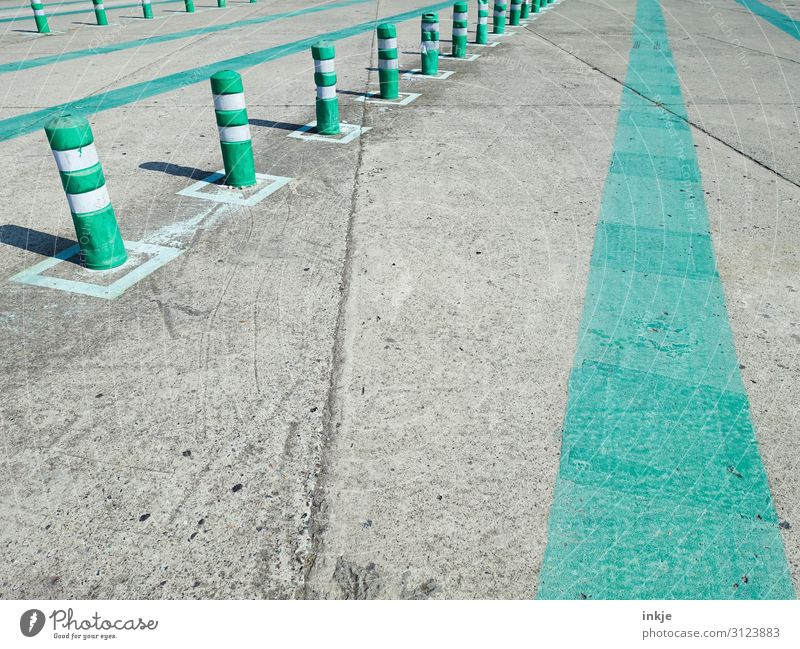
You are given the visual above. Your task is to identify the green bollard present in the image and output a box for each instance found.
[451,2,468,58]
[476,0,489,44]
[44,114,127,271]
[184,0,194,12]
[30,1,50,33]
[211,70,257,188]
[521,0,530,19]
[92,0,108,26]
[141,0,153,18]
[312,42,340,135]
[420,12,439,75]
[493,1,506,34]
[217,0,226,6]
[509,1,521,25]
[532,0,540,13]
[377,24,399,100]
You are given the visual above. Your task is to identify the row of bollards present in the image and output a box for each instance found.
[40,1,557,270]
[29,0,554,34]
[28,0,263,30]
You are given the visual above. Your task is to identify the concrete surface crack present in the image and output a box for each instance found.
[528,27,800,191]
[300,7,377,600]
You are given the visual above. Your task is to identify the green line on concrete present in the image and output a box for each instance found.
[537,0,795,599]
[732,0,800,41]
[0,0,453,144]
[0,0,373,75]
[0,0,183,23]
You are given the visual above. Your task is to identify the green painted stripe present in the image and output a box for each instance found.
[1,0,373,75]
[215,108,249,127]
[0,0,185,23]
[60,163,105,195]
[0,1,453,144]
[733,0,800,41]
[537,0,795,600]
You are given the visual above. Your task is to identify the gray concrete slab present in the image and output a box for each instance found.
[1,0,799,600]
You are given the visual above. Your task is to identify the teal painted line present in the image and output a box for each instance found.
[0,0,453,143]
[0,0,184,24]
[732,0,800,40]
[537,0,795,599]
[1,0,374,75]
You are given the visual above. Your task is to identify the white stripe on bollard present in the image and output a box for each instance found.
[66,185,111,215]
[378,37,398,50]
[378,58,399,70]
[213,92,246,111]
[218,125,251,142]
[314,59,336,73]
[52,145,100,172]
[316,85,337,99]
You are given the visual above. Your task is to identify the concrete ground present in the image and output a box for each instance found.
[0,0,798,599]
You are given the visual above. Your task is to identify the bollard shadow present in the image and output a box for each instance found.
[248,118,307,132]
[140,161,217,180]
[10,29,42,34]
[0,225,81,264]
[365,66,416,74]
[336,89,372,98]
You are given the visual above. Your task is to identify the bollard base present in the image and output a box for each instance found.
[421,49,439,76]
[378,70,399,100]
[315,98,340,136]
[71,205,127,271]
[452,36,467,58]
[220,141,257,189]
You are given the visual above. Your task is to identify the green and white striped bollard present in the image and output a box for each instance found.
[377,23,399,100]
[217,0,226,7]
[509,1,521,25]
[476,0,488,44]
[312,42,340,135]
[141,0,153,18]
[420,12,439,76]
[92,0,108,26]
[451,2,468,58]
[521,0,530,19]
[44,114,127,271]
[30,1,50,33]
[184,0,194,13]
[493,1,506,34]
[211,70,256,188]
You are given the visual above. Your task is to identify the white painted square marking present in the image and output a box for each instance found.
[8,240,182,300]
[354,91,421,106]
[177,170,293,206]
[441,53,481,62]
[401,69,456,80]
[287,121,371,144]
[16,30,65,37]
